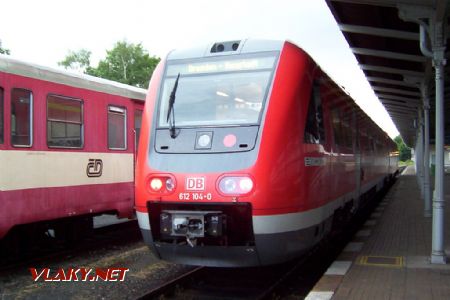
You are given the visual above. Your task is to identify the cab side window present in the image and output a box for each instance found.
[304,83,324,144]
[11,88,32,147]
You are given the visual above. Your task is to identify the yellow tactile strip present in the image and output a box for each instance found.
[357,255,405,268]
[305,191,391,299]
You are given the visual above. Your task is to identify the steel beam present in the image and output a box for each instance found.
[416,110,425,198]
[422,85,432,217]
[366,76,419,87]
[383,102,419,110]
[360,64,424,77]
[379,97,420,106]
[339,24,419,40]
[389,111,416,117]
[373,86,422,97]
[351,47,427,62]
[376,93,422,103]
[389,114,416,119]
[382,101,421,109]
[431,44,447,264]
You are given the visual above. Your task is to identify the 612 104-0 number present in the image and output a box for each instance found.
[178,193,212,201]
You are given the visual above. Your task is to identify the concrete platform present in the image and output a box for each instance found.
[306,166,450,300]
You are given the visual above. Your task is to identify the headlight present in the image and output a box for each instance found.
[218,176,254,195]
[150,178,163,191]
[148,175,176,194]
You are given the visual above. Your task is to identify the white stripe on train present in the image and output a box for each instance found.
[0,150,134,191]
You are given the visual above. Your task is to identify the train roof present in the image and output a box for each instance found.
[166,39,285,61]
[0,54,147,101]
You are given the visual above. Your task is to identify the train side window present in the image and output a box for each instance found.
[11,88,33,147]
[108,106,127,150]
[134,109,143,152]
[341,112,353,149]
[47,94,83,148]
[331,108,343,147]
[304,83,324,144]
[0,88,3,144]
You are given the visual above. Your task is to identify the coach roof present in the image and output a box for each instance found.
[0,54,147,101]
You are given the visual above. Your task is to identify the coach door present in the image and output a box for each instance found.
[134,108,143,156]
[0,87,4,149]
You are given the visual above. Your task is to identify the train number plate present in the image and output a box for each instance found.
[178,192,212,201]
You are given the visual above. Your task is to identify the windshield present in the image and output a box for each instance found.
[158,54,276,127]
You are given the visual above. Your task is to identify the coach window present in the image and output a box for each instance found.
[108,106,127,150]
[11,88,32,147]
[0,88,3,144]
[47,94,83,148]
[304,83,324,144]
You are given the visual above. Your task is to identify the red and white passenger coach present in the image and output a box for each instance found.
[135,39,398,267]
[0,55,146,241]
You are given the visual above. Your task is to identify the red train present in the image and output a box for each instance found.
[0,55,146,242]
[135,39,399,267]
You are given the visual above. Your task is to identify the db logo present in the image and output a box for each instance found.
[186,177,205,191]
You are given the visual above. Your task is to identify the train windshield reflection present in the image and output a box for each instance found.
[158,54,277,127]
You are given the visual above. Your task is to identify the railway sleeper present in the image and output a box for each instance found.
[0,215,94,261]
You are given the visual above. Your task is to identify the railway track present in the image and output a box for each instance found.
[135,245,336,300]
[135,228,353,300]
[136,263,301,299]
[0,219,141,274]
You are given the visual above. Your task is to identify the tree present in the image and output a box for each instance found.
[0,39,10,55]
[58,41,159,88]
[58,49,92,73]
[58,49,91,73]
[87,41,160,88]
[394,136,411,161]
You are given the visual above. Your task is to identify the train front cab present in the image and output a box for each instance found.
[135,39,395,267]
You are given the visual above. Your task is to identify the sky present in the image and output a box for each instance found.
[0,0,399,138]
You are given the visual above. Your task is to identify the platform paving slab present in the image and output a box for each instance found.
[307,166,450,299]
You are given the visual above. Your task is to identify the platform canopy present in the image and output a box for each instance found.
[326,0,449,146]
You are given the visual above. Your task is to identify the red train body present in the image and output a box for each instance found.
[0,56,146,240]
[135,39,398,267]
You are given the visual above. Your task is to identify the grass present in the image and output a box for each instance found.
[398,160,414,167]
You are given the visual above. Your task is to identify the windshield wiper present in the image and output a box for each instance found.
[166,73,180,138]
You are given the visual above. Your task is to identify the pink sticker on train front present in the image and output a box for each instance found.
[185,177,205,191]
